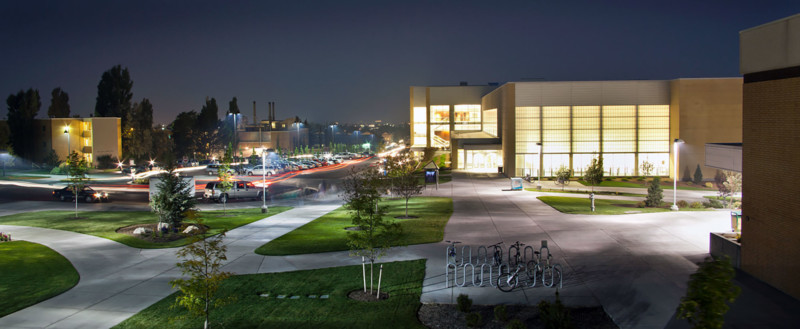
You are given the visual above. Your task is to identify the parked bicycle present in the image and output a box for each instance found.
[446,240,462,265]
[488,242,504,265]
[497,241,536,292]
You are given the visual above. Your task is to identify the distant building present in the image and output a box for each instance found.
[233,101,308,156]
[410,78,742,179]
[739,13,800,300]
[35,117,121,166]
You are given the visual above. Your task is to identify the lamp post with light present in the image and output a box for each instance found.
[671,139,685,211]
[330,124,336,150]
[536,142,542,189]
[261,149,268,213]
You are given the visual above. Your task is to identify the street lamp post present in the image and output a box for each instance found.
[330,125,336,150]
[536,142,542,189]
[671,139,685,211]
[261,150,268,213]
[228,113,238,156]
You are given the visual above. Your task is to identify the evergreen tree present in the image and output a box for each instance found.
[645,176,664,207]
[198,98,220,156]
[171,111,199,159]
[47,87,70,118]
[150,167,196,229]
[94,65,133,124]
[6,89,41,161]
[693,164,704,184]
[127,98,154,160]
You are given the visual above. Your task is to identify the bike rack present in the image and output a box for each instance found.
[461,245,472,266]
[476,263,491,287]
[457,263,475,287]
[508,246,519,265]
[445,263,458,288]
[493,247,504,266]
[476,246,488,265]
[523,245,534,263]
[446,246,457,265]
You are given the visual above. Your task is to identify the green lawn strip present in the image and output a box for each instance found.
[0,207,291,249]
[0,175,49,180]
[577,179,714,191]
[525,188,645,197]
[113,259,427,329]
[0,241,80,317]
[537,196,709,215]
[256,197,453,256]
[703,195,740,202]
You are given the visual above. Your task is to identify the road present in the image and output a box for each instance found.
[0,158,377,209]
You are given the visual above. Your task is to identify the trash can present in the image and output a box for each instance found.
[730,210,742,232]
[498,166,503,174]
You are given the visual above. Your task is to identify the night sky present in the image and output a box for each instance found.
[1,0,798,125]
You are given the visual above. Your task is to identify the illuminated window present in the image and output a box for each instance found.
[430,124,450,147]
[602,105,636,153]
[604,153,635,176]
[430,105,449,123]
[516,107,541,176]
[483,109,497,137]
[543,154,570,176]
[637,105,669,152]
[573,154,599,176]
[639,153,669,176]
[454,105,480,131]
[542,107,570,153]
[572,106,600,154]
[413,107,427,123]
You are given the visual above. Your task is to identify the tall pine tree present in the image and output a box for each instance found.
[6,89,41,160]
[47,87,70,118]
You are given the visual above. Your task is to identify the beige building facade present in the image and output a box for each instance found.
[740,13,800,299]
[35,117,121,166]
[411,78,742,180]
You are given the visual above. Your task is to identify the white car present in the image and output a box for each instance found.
[246,165,278,176]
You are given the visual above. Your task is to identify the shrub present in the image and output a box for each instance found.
[705,182,713,188]
[96,155,115,169]
[693,164,704,185]
[690,201,703,208]
[645,176,663,207]
[636,201,646,208]
[494,305,509,322]
[0,232,11,242]
[686,181,693,186]
[506,319,526,329]
[703,199,724,209]
[620,178,628,182]
[677,200,688,208]
[50,162,68,175]
[457,294,473,313]
[732,201,741,209]
[538,290,571,329]
[676,256,740,329]
[466,312,483,327]
[682,165,692,182]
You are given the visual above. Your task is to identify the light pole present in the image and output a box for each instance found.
[671,139,685,211]
[536,142,542,189]
[330,125,336,151]
[261,150,268,213]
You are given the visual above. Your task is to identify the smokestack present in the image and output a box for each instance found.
[253,101,257,123]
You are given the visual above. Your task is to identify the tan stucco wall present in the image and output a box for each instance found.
[89,117,121,164]
[670,78,743,181]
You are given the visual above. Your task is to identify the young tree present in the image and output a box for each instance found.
[714,170,731,200]
[216,161,233,214]
[555,165,572,191]
[343,167,402,293]
[693,164,704,185]
[640,160,654,177]
[6,89,41,161]
[66,151,90,218]
[150,167,196,231]
[676,256,740,329]
[723,171,742,208]
[645,176,664,207]
[583,156,604,192]
[47,87,70,118]
[386,154,423,218]
[170,222,233,329]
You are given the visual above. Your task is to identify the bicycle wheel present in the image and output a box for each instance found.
[526,261,539,281]
[496,272,516,292]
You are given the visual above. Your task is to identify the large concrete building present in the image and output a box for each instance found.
[740,13,800,299]
[411,78,742,179]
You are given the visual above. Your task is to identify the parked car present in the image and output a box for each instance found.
[245,164,278,176]
[52,186,110,202]
[203,180,265,203]
[206,164,236,176]
[121,165,146,175]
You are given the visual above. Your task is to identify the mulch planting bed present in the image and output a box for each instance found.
[116,223,208,243]
[418,303,617,329]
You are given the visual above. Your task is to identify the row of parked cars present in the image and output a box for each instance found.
[205,157,347,177]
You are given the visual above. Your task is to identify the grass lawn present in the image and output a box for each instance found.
[256,197,453,256]
[0,207,291,249]
[577,179,714,191]
[537,196,709,215]
[0,175,49,180]
[0,241,79,317]
[525,187,645,197]
[113,259,427,329]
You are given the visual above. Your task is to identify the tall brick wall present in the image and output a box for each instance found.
[741,76,800,299]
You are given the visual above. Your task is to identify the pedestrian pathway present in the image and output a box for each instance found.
[1,173,796,328]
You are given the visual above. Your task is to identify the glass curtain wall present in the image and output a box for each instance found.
[430,105,450,147]
[515,107,540,176]
[454,104,481,131]
[412,107,427,146]
[515,104,670,177]
[483,109,498,137]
